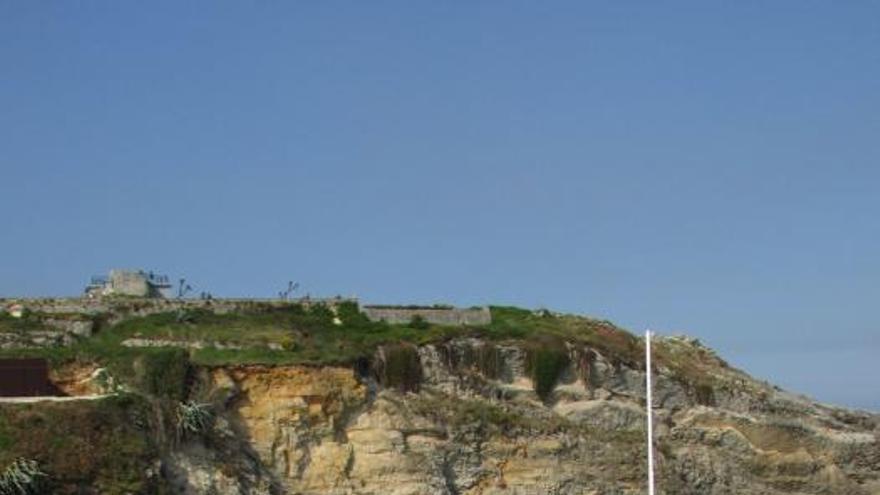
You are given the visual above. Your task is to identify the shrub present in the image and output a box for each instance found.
[304,304,334,327]
[280,336,298,351]
[137,349,191,401]
[408,315,429,330]
[176,401,213,438]
[525,338,570,402]
[335,301,370,327]
[0,458,46,495]
[0,396,160,493]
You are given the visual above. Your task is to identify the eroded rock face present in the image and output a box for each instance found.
[166,339,880,495]
[210,366,367,480]
[49,361,114,396]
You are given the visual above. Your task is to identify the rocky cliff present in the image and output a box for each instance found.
[1,303,877,494]
[166,338,879,495]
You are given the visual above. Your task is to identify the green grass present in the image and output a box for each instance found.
[137,348,191,401]
[484,306,642,365]
[0,312,51,333]
[0,303,467,392]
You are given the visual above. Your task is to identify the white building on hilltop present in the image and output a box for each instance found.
[85,269,172,298]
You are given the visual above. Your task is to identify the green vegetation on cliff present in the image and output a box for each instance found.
[0,311,49,333]
[0,302,646,397]
[375,342,423,392]
[0,395,165,494]
[524,336,571,402]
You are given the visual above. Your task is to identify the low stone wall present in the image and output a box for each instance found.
[362,306,491,326]
[1,297,356,322]
[1,298,490,328]
[0,330,75,350]
[120,338,261,351]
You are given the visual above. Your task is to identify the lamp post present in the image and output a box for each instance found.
[646,330,655,495]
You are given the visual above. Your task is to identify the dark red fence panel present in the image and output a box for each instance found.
[0,358,60,397]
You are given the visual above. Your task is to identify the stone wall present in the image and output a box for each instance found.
[362,306,491,326]
[1,298,490,328]
[1,297,356,321]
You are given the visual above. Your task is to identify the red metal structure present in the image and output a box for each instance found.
[0,358,60,397]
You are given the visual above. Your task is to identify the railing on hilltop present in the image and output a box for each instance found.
[145,273,171,287]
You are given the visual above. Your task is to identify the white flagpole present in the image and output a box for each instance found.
[645,330,655,495]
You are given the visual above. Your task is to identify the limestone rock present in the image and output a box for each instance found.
[161,338,880,495]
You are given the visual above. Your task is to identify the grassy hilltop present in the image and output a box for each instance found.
[0,302,726,405]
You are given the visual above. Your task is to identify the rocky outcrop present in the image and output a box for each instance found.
[209,365,366,481]
[0,316,93,349]
[0,329,73,349]
[49,361,114,396]
[163,338,880,494]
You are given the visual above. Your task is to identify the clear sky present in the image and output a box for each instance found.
[1,2,878,410]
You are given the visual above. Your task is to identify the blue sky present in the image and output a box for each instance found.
[1,2,878,410]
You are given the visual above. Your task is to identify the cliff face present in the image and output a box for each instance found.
[166,338,880,495]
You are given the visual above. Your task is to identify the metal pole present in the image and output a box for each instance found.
[646,330,655,495]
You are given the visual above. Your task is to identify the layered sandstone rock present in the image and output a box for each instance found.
[164,338,879,494]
